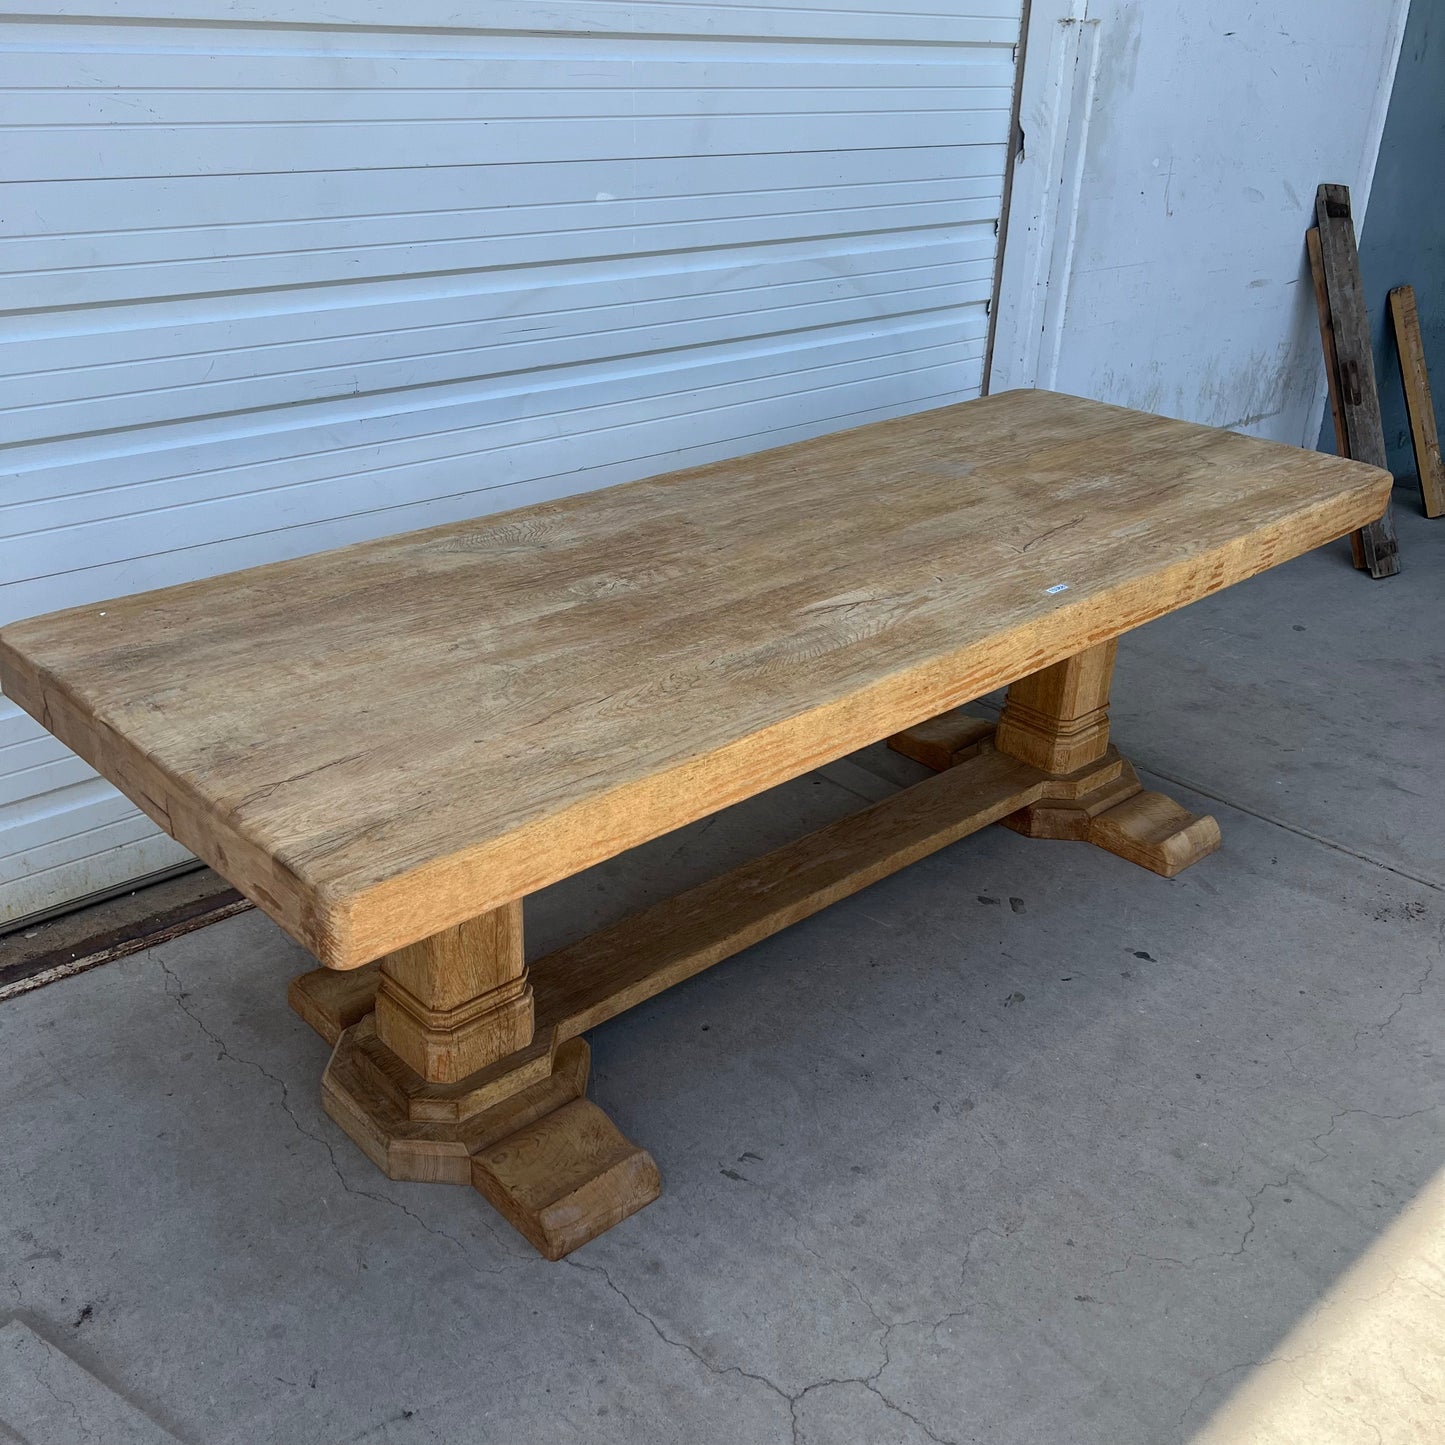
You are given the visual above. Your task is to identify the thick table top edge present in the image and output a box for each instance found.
[0,394,1393,969]
[316,475,1382,966]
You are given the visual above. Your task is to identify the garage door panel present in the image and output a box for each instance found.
[0,779,146,860]
[11,43,1017,100]
[7,305,991,503]
[5,351,979,622]
[4,251,996,441]
[0,705,45,752]
[12,113,1011,184]
[0,732,68,778]
[0,755,97,811]
[4,322,986,600]
[0,804,192,925]
[3,231,1002,509]
[3,345,988,611]
[0,0,1021,922]
[1,147,1007,249]
[0,187,1007,319]
[13,84,1018,128]
[7,240,997,405]
[5,276,986,451]
[0,167,1008,297]
[9,2,1021,46]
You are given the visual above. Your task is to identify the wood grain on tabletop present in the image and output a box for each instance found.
[0,389,1392,969]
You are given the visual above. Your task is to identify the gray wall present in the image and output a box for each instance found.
[992,0,1411,449]
[1320,0,1445,489]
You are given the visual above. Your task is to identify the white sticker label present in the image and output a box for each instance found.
[1044,583,1070,595]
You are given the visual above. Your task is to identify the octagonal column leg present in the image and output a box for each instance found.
[994,639,1117,773]
[373,902,534,1084]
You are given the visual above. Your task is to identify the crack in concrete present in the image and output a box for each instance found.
[955,1221,1006,1288]
[150,952,524,1266]
[1231,1166,1295,1260]
[566,1256,959,1445]
[1097,1249,1191,1279]
[1310,1103,1442,1153]
[563,1257,794,1402]
[1351,959,1437,1053]
[1098,1161,1303,1282]
[1174,1357,1260,1431]
[29,1356,88,1442]
[1096,1093,1445,1294]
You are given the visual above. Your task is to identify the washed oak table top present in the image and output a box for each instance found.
[0,389,1390,1257]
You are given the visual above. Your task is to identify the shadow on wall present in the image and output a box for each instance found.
[1318,0,1445,494]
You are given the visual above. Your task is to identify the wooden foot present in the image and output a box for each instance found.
[889,730,1220,879]
[1000,752,1220,877]
[887,708,996,771]
[322,1019,659,1259]
[289,964,378,1046]
[306,898,658,1259]
[471,1093,661,1262]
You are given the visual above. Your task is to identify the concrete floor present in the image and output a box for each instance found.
[2,506,1441,1445]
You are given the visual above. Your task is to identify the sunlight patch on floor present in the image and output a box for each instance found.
[1193,1164,1445,1444]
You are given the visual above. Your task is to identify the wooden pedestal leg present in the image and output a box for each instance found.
[373,904,533,1084]
[994,639,1117,774]
[311,902,659,1260]
[889,641,1220,878]
[993,641,1220,876]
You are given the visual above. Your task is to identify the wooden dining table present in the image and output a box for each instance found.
[0,388,1391,1258]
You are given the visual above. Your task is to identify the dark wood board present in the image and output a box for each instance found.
[1314,183,1401,576]
[1306,226,1367,568]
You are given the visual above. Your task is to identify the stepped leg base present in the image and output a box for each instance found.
[891,709,1220,879]
[321,1019,659,1258]
[1000,756,1220,877]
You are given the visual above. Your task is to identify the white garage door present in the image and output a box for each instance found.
[0,0,1023,926]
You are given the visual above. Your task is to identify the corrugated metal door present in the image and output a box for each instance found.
[0,0,1023,926]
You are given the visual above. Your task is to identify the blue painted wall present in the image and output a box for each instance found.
[1320,0,1445,494]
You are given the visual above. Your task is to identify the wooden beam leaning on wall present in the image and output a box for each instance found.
[1311,183,1401,577]
[1306,227,1366,569]
[1388,285,1445,519]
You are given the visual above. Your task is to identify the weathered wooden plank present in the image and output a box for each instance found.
[1389,285,1445,519]
[532,744,1048,1042]
[0,391,1392,967]
[1313,183,1401,577]
[1306,226,1366,568]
